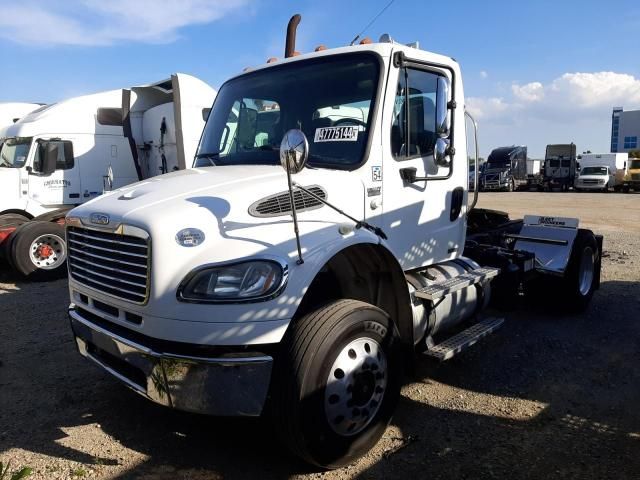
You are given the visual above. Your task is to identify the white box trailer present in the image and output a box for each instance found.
[0,73,216,278]
[526,159,541,176]
[579,153,627,171]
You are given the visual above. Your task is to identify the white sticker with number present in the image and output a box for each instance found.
[314,126,359,142]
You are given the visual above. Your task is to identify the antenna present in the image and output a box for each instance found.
[349,0,396,46]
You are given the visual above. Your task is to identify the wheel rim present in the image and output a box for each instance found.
[29,233,66,270]
[324,337,387,437]
[578,246,594,296]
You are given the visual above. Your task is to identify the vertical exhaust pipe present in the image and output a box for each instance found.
[285,14,301,58]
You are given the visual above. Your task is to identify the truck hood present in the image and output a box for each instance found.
[68,164,366,265]
[68,165,367,317]
[70,165,363,226]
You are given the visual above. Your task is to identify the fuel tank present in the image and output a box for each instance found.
[407,257,491,344]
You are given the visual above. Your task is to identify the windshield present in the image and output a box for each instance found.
[630,159,640,170]
[196,53,380,169]
[0,137,32,168]
[485,152,510,170]
[581,166,608,175]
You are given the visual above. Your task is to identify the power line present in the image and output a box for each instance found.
[349,0,396,46]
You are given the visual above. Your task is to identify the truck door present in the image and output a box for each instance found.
[380,60,465,270]
[27,138,81,207]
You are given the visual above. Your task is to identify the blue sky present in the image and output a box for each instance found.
[1,0,639,158]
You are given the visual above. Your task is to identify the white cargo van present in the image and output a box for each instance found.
[575,153,628,192]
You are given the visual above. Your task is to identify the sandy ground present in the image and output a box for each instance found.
[0,191,639,479]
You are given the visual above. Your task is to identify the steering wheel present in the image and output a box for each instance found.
[333,118,368,128]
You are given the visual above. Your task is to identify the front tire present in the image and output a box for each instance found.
[9,221,68,280]
[271,299,402,469]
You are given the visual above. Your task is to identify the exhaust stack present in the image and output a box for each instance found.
[285,14,301,58]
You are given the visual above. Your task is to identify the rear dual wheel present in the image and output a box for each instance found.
[271,299,402,469]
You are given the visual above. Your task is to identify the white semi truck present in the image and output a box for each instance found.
[574,153,628,192]
[0,74,215,278]
[65,16,602,469]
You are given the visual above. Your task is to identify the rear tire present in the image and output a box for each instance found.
[9,221,68,280]
[561,229,598,312]
[271,299,402,469]
[525,229,598,313]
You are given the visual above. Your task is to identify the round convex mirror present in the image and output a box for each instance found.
[280,129,309,174]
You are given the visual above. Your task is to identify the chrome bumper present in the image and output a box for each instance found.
[69,305,273,416]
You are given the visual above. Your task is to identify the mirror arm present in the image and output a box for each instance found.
[285,154,304,265]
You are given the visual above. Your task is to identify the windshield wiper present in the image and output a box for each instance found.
[0,154,12,168]
[195,152,220,166]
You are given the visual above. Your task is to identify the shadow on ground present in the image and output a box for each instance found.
[0,278,639,479]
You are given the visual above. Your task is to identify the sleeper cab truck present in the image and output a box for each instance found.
[0,74,215,279]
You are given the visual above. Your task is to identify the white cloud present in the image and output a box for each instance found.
[480,70,488,79]
[0,0,248,46]
[511,82,544,102]
[466,71,640,157]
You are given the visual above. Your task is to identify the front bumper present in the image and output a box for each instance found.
[481,181,509,190]
[69,304,274,416]
[575,182,606,190]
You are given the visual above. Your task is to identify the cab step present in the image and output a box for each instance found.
[424,317,504,361]
[413,266,500,301]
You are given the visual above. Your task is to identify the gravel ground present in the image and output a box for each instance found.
[1,191,639,480]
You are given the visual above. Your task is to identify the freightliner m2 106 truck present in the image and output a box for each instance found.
[66,16,602,469]
[0,74,215,279]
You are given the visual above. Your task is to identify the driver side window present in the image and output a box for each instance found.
[391,68,438,160]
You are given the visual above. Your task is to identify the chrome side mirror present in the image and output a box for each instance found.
[435,76,450,138]
[280,129,309,174]
[434,138,450,167]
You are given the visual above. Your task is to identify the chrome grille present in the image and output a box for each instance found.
[67,226,149,303]
[248,186,327,218]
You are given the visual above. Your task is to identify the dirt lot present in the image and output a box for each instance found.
[1,192,639,480]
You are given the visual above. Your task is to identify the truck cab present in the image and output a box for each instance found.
[65,20,602,469]
[623,157,640,192]
[480,145,527,191]
[543,143,577,191]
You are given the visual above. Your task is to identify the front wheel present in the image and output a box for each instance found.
[271,299,402,469]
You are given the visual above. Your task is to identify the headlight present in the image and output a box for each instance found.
[178,260,287,302]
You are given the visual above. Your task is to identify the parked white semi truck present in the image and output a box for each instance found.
[66,16,602,469]
[574,153,628,192]
[0,74,215,278]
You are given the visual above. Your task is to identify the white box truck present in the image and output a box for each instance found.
[575,153,628,192]
[65,15,602,469]
[0,74,215,278]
